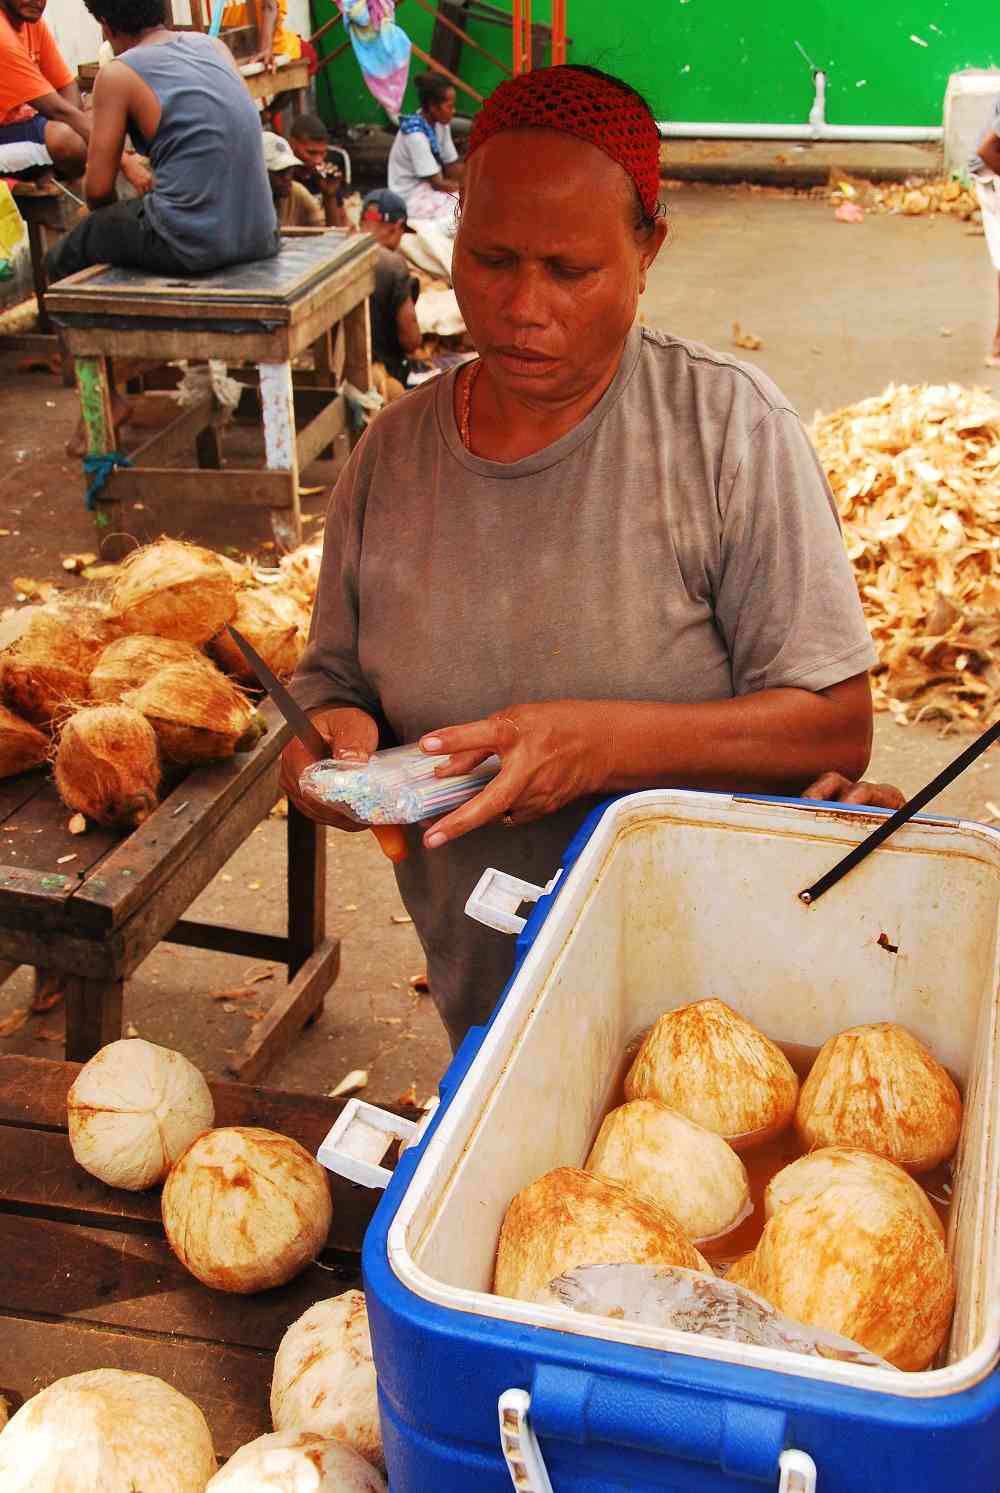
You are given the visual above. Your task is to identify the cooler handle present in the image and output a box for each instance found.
[498,1382,818,1491]
[465,867,560,935]
[315,1097,439,1189]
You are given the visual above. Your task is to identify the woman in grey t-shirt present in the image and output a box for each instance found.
[283,65,879,1050]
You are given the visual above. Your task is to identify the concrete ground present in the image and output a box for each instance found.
[3,169,1000,1102]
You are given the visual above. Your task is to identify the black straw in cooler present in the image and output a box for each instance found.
[799,716,1000,906]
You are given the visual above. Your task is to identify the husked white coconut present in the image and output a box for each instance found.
[67,1038,214,1191]
[494,1166,710,1304]
[586,1100,750,1242]
[796,1023,962,1173]
[0,1368,215,1492]
[206,1430,386,1491]
[162,1127,332,1293]
[729,1182,955,1371]
[271,1292,382,1472]
[625,999,799,1149]
[765,1146,944,1240]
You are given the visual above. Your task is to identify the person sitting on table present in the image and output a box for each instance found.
[360,188,422,393]
[289,112,347,228]
[281,63,882,1054]
[221,0,300,72]
[0,0,147,186]
[264,129,324,228]
[45,0,278,284]
[388,71,463,228]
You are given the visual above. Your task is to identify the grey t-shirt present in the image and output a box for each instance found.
[291,325,877,1049]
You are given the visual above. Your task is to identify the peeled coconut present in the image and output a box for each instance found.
[162,1126,332,1293]
[271,1292,382,1471]
[586,1100,750,1243]
[765,1145,944,1241]
[729,1182,955,1370]
[67,1038,214,1190]
[796,1023,962,1174]
[54,705,160,828]
[207,1430,386,1492]
[209,588,306,682]
[111,539,237,644]
[90,635,205,704]
[0,1368,216,1492]
[494,1166,710,1304]
[0,703,49,778]
[625,999,799,1149]
[124,659,255,765]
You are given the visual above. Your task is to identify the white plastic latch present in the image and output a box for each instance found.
[499,1389,554,1493]
[316,1097,438,1189]
[779,1448,818,1492]
[465,867,559,935]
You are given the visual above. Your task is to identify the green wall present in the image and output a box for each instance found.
[315,1,998,129]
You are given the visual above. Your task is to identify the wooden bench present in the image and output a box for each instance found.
[46,231,377,556]
[0,698,339,1082]
[0,1054,383,1459]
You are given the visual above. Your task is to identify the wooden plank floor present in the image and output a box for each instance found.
[0,1056,381,1460]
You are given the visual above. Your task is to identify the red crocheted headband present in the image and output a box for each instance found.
[467,65,661,218]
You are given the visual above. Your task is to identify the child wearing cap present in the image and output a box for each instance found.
[263,129,323,228]
[361,188,422,392]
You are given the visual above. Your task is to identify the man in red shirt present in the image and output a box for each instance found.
[0,0,90,174]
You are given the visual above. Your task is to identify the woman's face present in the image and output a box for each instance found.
[427,87,456,125]
[453,128,667,408]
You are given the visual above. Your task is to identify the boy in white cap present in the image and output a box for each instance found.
[263,128,323,229]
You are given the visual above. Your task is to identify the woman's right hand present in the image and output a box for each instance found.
[279,705,379,832]
[279,706,411,862]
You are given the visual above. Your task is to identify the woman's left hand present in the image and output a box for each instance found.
[419,701,612,848]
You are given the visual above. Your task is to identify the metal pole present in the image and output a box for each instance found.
[551,0,566,63]
[408,0,513,76]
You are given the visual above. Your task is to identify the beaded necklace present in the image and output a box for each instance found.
[459,358,482,451]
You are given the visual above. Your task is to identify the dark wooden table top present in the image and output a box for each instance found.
[0,698,288,948]
[0,1054,384,1459]
[46,233,375,315]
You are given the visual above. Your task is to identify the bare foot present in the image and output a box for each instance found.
[986,354,1000,368]
[66,390,134,458]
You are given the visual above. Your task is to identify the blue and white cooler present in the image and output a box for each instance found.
[320,790,1000,1492]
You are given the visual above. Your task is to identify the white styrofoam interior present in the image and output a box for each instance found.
[386,791,1000,1400]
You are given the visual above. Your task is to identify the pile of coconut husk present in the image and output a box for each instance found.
[0,537,322,828]
[825,174,981,220]
[811,383,1000,727]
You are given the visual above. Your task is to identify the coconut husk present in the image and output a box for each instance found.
[110,539,237,644]
[810,382,1000,727]
[90,636,205,704]
[0,703,49,779]
[209,588,307,682]
[275,541,323,610]
[0,597,121,729]
[54,706,161,829]
[124,658,254,765]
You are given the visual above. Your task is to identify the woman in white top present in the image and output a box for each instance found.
[387,72,464,225]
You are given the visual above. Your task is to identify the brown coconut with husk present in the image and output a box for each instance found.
[0,599,119,730]
[110,539,237,644]
[90,636,206,705]
[124,658,256,765]
[55,706,161,828]
[208,587,307,682]
[0,704,49,779]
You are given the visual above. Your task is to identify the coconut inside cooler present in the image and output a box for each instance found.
[385,791,1000,1398]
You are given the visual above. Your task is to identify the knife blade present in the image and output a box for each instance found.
[225,624,329,761]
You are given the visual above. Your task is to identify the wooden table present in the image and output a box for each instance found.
[46,231,377,554]
[0,699,338,1083]
[0,185,75,373]
[0,1055,386,1459]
